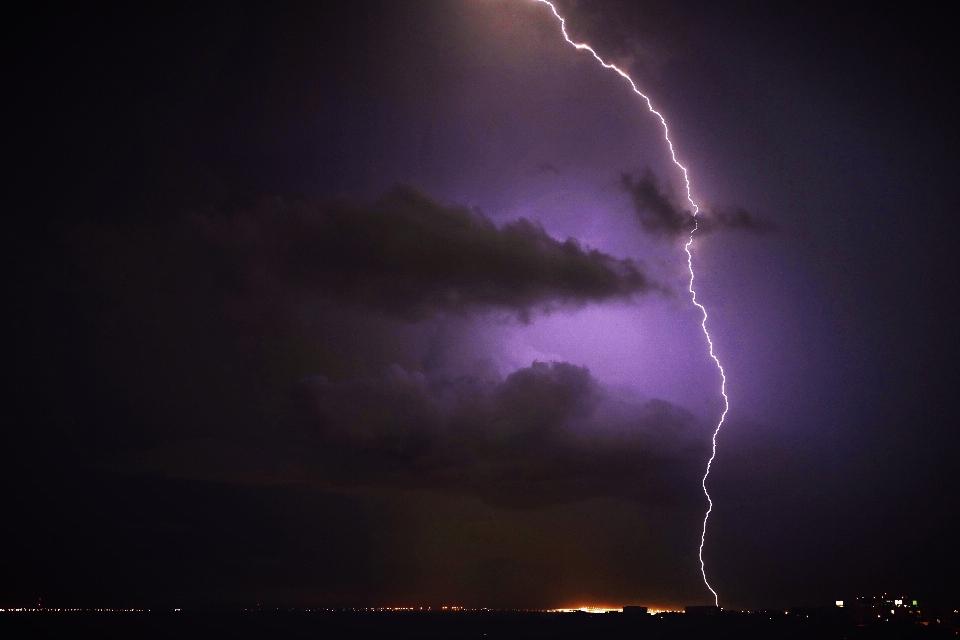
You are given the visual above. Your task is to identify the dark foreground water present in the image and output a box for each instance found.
[3,610,957,639]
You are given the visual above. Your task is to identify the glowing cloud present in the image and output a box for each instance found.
[529,0,729,605]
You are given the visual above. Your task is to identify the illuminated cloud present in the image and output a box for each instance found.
[201,185,662,321]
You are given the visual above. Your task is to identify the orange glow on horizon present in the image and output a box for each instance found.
[552,603,685,614]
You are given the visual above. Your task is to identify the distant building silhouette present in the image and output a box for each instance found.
[622,606,647,614]
[685,606,720,615]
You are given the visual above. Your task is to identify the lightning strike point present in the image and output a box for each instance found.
[531,0,729,606]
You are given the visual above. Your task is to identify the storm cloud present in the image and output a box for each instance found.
[622,169,775,238]
[202,185,659,321]
[72,186,704,511]
[114,362,708,510]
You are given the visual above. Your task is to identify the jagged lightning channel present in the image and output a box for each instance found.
[531,0,729,606]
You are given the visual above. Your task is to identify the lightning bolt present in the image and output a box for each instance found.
[531,0,729,606]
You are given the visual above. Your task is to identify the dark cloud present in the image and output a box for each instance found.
[68,203,702,512]
[114,362,708,510]
[202,185,659,321]
[536,161,560,174]
[59,182,666,456]
[622,169,776,238]
[622,169,690,236]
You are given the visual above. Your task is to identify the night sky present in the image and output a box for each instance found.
[4,0,959,611]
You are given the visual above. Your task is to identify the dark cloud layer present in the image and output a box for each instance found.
[116,362,708,510]
[54,180,672,459]
[203,185,658,321]
[66,195,703,511]
[622,169,775,238]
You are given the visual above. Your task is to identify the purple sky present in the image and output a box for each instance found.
[4,0,959,611]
